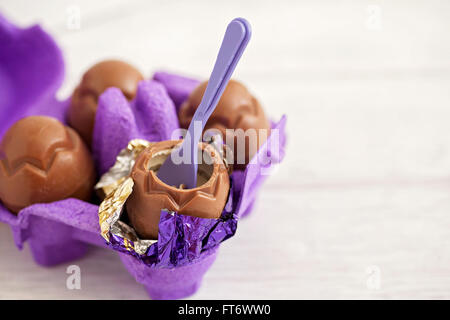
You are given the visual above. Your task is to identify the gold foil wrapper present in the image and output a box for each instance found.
[96,139,157,254]
[95,139,151,198]
[96,137,229,255]
[98,176,133,241]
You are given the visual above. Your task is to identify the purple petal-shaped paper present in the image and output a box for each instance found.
[234,116,287,217]
[93,80,179,175]
[0,13,66,138]
[132,79,180,141]
[93,87,139,175]
[153,71,200,111]
[0,198,105,266]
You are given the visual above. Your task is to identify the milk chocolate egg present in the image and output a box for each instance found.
[178,80,271,170]
[126,140,230,240]
[68,59,144,146]
[0,116,96,213]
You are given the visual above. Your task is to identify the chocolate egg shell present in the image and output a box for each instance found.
[178,80,271,170]
[68,59,144,146]
[126,140,230,240]
[0,116,96,213]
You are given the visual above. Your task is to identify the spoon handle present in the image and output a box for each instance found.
[189,18,252,131]
[157,18,251,189]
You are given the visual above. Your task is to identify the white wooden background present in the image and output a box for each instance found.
[1,0,450,299]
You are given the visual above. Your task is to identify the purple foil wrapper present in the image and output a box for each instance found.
[103,174,238,268]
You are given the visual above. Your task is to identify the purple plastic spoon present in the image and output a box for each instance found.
[157,17,251,189]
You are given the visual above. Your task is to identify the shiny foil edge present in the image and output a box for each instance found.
[95,139,152,198]
[97,139,157,254]
[96,136,234,263]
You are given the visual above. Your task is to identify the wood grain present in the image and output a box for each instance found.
[0,0,449,299]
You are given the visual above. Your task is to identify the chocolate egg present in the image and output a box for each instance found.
[0,116,96,213]
[68,59,144,146]
[178,80,271,170]
[126,140,230,240]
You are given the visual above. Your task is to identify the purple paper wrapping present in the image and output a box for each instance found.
[93,80,180,175]
[0,13,287,298]
[153,71,200,111]
[0,13,67,138]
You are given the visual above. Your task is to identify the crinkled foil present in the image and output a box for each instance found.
[95,139,151,199]
[96,138,238,267]
[96,139,158,255]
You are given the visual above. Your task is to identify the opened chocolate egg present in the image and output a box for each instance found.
[0,116,96,213]
[68,59,144,146]
[126,140,230,240]
[178,79,271,170]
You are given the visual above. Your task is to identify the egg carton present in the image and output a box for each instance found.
[0,13,287,299]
